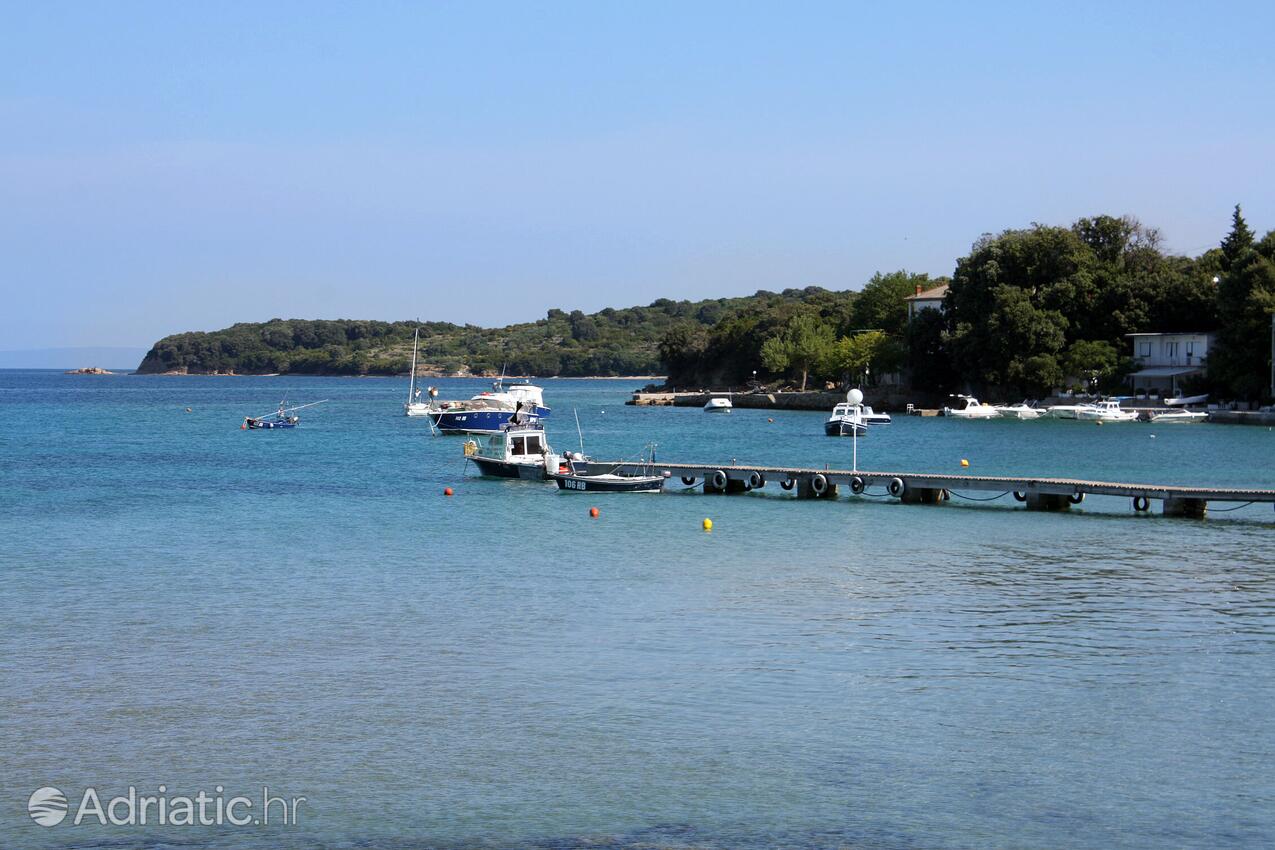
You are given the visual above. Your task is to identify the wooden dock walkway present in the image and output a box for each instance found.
[610,461,1275,518]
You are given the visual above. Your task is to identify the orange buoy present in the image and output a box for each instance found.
[444,487,454,496]
[589,507,599,518]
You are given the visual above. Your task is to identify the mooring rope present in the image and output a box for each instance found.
[1206,501,1257,513]
[947,490,1012,502]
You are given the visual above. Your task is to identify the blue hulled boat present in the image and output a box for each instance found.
[427,380,550,435]
[243,399,328,430]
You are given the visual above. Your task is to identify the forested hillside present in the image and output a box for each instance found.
[137,208,1275,400]
[135,289,850,377]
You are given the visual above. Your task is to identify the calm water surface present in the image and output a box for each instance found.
[2,371,1274,849]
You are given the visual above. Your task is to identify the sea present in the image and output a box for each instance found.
[2,370,1273,850]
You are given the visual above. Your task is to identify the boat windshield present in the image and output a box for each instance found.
[510,433,546,455]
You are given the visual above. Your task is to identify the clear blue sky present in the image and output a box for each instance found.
[3,1,1273,351]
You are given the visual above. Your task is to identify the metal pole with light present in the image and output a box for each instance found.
[846,387,864,473]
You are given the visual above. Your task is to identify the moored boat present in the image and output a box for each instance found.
[404,329,433,417]
[429,379,551,434]
[1150,409,1208,423]
[994,401,1045,420]
[825,399,868,436]
[1045,403,1100,419]
[464,422,559,479]
[548,469,667,492]
[1075,400,1139,422]
[243,399,328,430]
[943,394,1000,419]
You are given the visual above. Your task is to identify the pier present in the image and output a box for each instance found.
[610,461,1275,518]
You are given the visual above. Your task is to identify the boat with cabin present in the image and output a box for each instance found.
[1075,400,1140,422]
[942,395,1000,419]
[464,422,560,479]
[825,399,868,436]
[428,379,551,434]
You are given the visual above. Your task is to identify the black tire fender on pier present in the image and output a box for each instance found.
[850,476,865,495]
[888,477,905,498]
[710,469,728,490]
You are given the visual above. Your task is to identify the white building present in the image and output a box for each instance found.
[1125,332,1213,396]
[903,284,948,321]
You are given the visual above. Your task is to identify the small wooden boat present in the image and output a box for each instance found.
[243,399,327,430]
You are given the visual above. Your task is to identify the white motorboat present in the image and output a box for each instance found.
[428,379,551,434]
[1045,403,1099,419]
[464,422,565,480]
[993,402,1045,420]
[860,405,892,425]
[825,402,868,436]
[1075,400,1139,422]
[704,396,733,412]
[1150,409,1208,423]
[404,329,434,417]
[943,394,1000,419]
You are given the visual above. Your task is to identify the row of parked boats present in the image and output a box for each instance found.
[941,394,1208,423]
[401,333,664,491]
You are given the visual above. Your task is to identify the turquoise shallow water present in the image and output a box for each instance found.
[2,371,1274,849]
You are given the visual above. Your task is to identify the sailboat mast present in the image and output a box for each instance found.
[407,328,419,404]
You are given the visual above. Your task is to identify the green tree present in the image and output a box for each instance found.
[1062,339,1120,388]
[1220,204,1255,272]
[785,315,836,390]
[823,331,903,387]
[849,271,933,337]
[1212,220,1275,399]
[759,335,791,374]
[758,314,836,390]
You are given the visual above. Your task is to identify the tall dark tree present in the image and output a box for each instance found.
[1212,221,1275,399]
[1220,204,1255,272]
